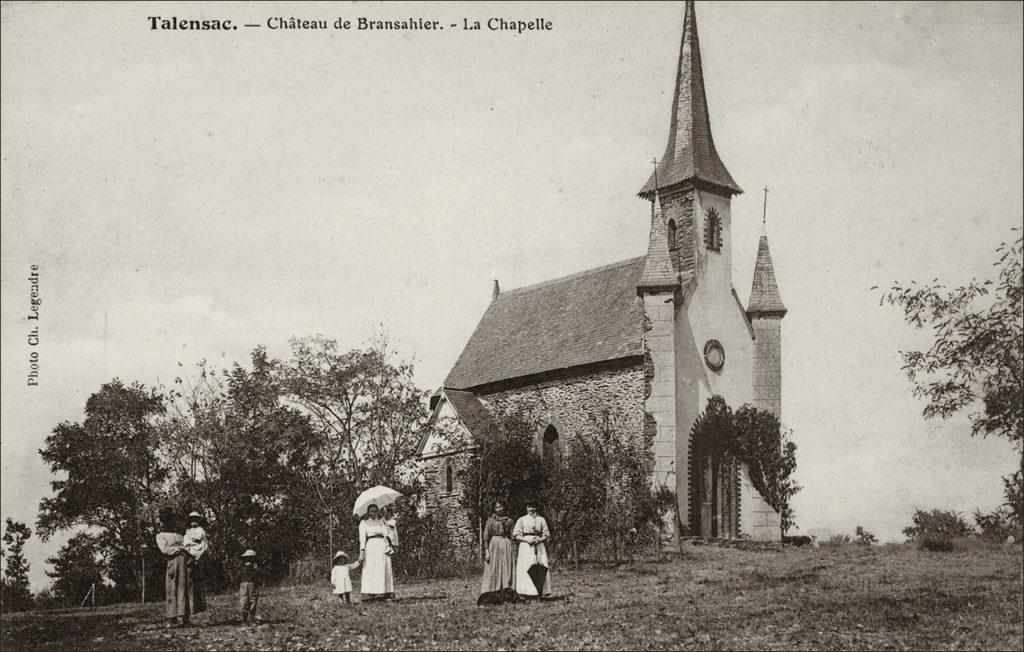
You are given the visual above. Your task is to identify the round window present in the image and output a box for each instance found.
[703,339,725,371]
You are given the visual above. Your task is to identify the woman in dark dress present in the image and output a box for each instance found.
[477,501,516,605]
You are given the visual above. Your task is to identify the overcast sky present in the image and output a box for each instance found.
[2,1,1022,589]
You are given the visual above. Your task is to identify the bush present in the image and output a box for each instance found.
[919,533,956,552]
[821,534,851,548]
[854,526,878,546]
[974,507,1023,543]
[902,509,974,539]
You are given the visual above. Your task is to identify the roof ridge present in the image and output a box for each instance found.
[501,256,646,297]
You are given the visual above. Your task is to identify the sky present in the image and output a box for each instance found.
[2,1,1022,589]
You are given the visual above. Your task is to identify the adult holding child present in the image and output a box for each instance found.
[155,507,205,627]
[512,501,553,599]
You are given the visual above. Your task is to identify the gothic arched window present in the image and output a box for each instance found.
[667,219,678,261]
[445,460,454,493]
[704,207,722,252]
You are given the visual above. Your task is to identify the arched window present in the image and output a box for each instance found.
[445,460,454,493]
[704,207,722,252]
[667,219,677,252]
[542,424,561,461]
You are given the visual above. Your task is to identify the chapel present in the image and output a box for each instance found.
[418,0,787,543]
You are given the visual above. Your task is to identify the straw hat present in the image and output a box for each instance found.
[241,549,257,558]
[188,511,203,520]
[332,550,349,561]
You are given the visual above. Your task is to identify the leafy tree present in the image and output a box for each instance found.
[36,380,166,602]
[46,532,105,605]
[854,526,878,546]
[545,409,658,562]
[454,407,545,551]
[878,232,1023,450]
[280,333,429,562]
[1,519,33,611]
[194,348,319,585]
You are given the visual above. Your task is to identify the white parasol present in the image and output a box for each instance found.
[352,485,402,517]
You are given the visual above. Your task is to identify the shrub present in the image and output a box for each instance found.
[821,534,851,548]
[854,526,878,546]
[902,509,974,539]
[973,507,1023,543]
[919,533,956,552]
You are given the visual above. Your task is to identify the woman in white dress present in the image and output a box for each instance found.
[358,504,395,601]
[512,501,553,599]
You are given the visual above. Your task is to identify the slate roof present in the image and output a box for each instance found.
[638,193,679,290]
[444,389,493,436]
[444,257,646,390]
[638,0,742,197]
[747,235,787,316]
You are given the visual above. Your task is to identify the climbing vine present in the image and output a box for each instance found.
[690,396,800,534]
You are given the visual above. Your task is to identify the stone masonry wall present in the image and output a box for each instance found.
[421,452,475,548]
[751,316,782,416]
[482,362,647,462]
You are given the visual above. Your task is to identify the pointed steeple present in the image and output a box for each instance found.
[747,233,786,317]
[638,192,679,292]
[639,1,742,198]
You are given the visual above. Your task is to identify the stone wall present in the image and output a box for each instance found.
[421,451,476,548]
[482,361,647,458]
[751,316,782,416]
[739,463,782,541]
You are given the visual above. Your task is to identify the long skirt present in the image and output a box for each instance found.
[478,536,516,604]
[515,541,552,597]
[165,555,204,619]
[360,536,394,596]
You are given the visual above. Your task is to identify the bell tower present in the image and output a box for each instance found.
[637,0,745,540]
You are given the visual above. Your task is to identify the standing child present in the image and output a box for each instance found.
[238,549,259,624]
[331,551,359,604]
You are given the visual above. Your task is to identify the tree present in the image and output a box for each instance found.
[545,409,658,563]
[46,532,105,605]
[455,407,545,552]
[189,347,319,585]
[36,380,166,602]
[878,232,1023,450]
[1,519,33,611]
[279,332,429,566]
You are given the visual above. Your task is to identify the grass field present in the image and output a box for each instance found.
[2,542,1021,650]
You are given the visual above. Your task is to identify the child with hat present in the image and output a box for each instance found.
[331,551,360,604]
[238,549,260,624]
[183,511,208,561]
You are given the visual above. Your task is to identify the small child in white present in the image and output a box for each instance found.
[183,511,208,562]
[331,551,360,604]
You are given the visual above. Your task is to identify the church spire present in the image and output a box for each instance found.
[747,229,786,317]
[639,0,742,198]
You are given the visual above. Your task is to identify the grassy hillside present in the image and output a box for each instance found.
[2,542,1021,650]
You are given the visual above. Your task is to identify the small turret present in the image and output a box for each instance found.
[748,226,786,417]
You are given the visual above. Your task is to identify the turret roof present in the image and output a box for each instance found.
[747,234,786,316]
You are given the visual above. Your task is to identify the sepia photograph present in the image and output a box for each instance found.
[1,1,1021,649]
